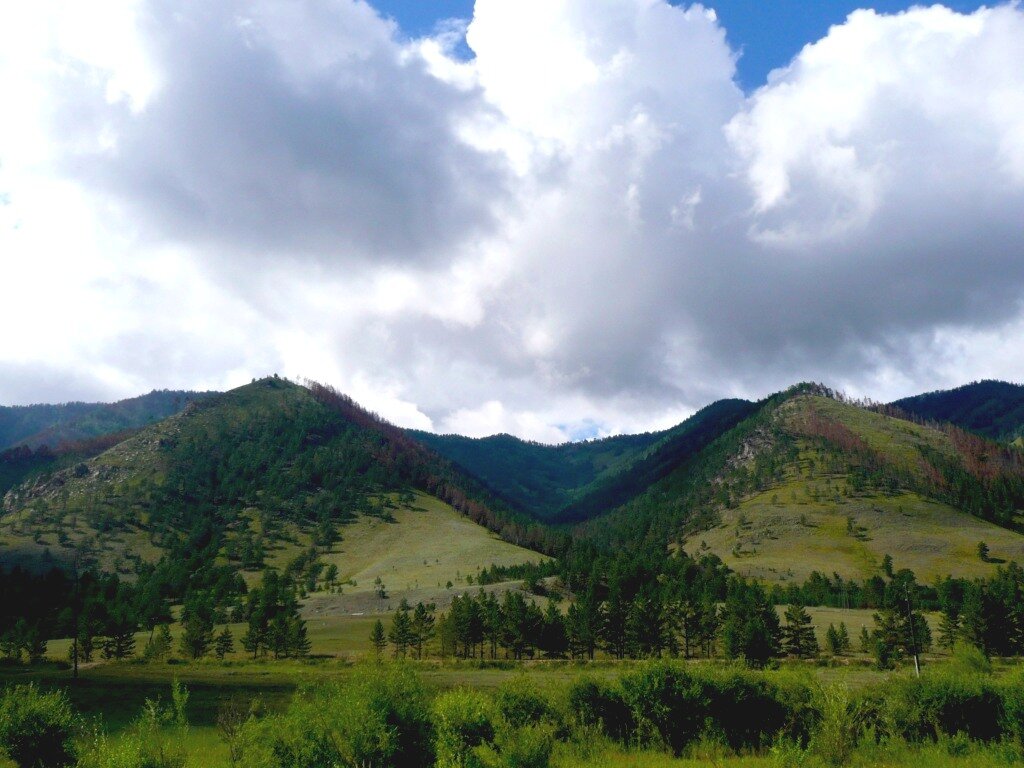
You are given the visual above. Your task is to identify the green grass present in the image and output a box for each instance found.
[692,480,1024,583]
[687,399,1024,583]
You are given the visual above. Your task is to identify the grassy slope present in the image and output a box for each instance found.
[685,394,1024,583]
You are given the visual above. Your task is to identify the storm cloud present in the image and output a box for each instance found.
[1,0,1023,440]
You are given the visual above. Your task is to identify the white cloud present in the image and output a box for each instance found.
[2,1,1024,439]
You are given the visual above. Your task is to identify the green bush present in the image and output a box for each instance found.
[565,678,634,743]
[489,725,553,768]
[0,684,79,768]
[494,678,557,730]
[618,663,808,756]
[236,663,432,768]
[433,689,496,768]
[999,670,1024,745]
[885,673,1004,742]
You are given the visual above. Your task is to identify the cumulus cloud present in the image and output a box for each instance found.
[2,0,1024,439]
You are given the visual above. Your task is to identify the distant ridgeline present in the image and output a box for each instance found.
[889,380,1024,442]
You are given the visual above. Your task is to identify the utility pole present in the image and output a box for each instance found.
[71,549,80,681]
[904,583,921,678]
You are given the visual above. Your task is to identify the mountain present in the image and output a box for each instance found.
[635,386,1024,583]
[411,398,756,522]
[891,380,1024,442]
[0,389,214,450]
[0,377,548,579]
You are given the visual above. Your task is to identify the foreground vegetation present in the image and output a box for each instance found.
[4,654,1024,768]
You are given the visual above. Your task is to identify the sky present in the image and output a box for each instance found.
[1,0,1024,442]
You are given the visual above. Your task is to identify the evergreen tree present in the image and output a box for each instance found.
[144,624,173,661]
[720,580,781,667]
[388,601,413,658]
[410,602,436,659]
[538,600,568,659]
[370,619,387,659]
[287,615,311,657]
[565,589,600,660]
[180,594,216,660]
[836,622,851,654]
[825,624,841,655]
[214,626,235,660]
[782,604,819,658]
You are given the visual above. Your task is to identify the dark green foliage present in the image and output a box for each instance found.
[214,626,235,660]
[370,619,386,658]
[885,673,1006,742]
[619,663,808,755]
[892,380,1024,441]
[720,579,782,666]
[0,684,78,768]
[410,430,663,520]
[413,398,756,524]
[241,570,309,660]
[566,678,635,742]
[782,604,819,658]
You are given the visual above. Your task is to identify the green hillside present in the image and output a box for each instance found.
[891,380,1024,442]
[408,429,662,518]
[411,398,756,522]
[0,377,548,577]
[672,391,1024,582]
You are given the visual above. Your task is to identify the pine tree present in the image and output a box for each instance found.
[538,600,568,659]
[22,625,46,664]
[825,623,841,655]
[836,622,851,654]
[566,590,599,660]
[858,625,873,654]
[370,619,387,659]
[214,626,235,660]
[938,608,961,650]
[782,604,819,658]
[144,624,173,661]
[287,615,311,657]
[410,602,436,659]
[388,601,413,658]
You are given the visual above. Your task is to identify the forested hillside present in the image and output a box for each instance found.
[891,380,1024,442]
[0,389,211,450]
[411,398,756,523]
[0,377,552,574]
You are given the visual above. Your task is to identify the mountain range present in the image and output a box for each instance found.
[2,377,1023,589]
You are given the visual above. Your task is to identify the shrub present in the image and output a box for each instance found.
[620,662,708,754]
[0,684,79,768]
[566,678,634,743]
[236,663,432,768]
[809,684,857,767]
[433,689,495,768]
[494,678,557,731]
[489,725,553,768]
[999,670,1024,745]
[949,642,991,676]
[618,663,811,756]
[885,673,1004,742]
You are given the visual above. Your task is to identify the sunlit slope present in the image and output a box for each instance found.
[683,393,1024,582]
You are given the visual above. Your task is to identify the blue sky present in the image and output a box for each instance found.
[372,0,988,89]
